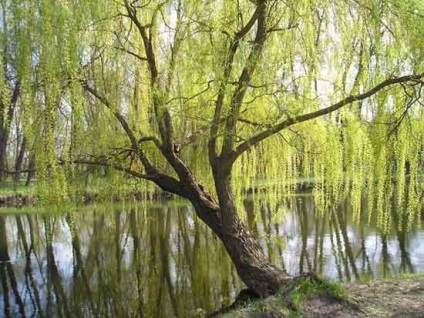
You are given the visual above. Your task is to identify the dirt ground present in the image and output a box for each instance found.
[295,277,424,317]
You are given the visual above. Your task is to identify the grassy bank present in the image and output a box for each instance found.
[217,273,424,317]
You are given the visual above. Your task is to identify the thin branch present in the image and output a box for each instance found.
[71,159,148,179]
[166,80,213,104]
[81,82,156,173]
[81,48,106,70]
[231,73,424,161]
[208,5,261,161]
[267,23,299,33]
[82,83,137,146]
[114,47,148,61]
[388,83,423,137]
[221,0,268,157]
[238,117,272,128]
[0,168,36,175]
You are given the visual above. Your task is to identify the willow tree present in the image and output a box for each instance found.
[3,0,424,296]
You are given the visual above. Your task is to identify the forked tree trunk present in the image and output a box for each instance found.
[150,149,291,297]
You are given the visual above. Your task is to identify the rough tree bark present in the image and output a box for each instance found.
[212,160,291,296]
[189,182,291,297]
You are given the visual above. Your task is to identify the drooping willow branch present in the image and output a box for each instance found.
[230,73,424,162]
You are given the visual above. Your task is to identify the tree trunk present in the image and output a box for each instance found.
[14,137,26,182]
[26,154,36,186]
[220,216,291,297]
[0,130,8,183]
[150,151,291,297]
[184,164,291,297]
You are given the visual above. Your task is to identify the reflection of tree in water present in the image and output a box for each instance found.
[65,213,97,317]
[0,216,25,317]
[11,206,238,316]
[0,199,422,317]
[44,215,72,316]
[391,205,415,275]
[243,197,287,271]
[297,197,312,274]
[335,203,360,281]
[244,196,365,281]
[250,195,420,284]
[380,234,392,277]
[16,215,43,316]
[357,198,373,280]
[129,209,144,317]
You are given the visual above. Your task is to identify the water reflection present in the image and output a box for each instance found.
[0,196,423,317]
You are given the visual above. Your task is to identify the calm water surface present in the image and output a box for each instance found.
[0,196,423,317]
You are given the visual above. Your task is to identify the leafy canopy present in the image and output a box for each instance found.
[1,0,423,231]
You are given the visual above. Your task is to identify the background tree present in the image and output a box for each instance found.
[2,0,424,297]
[0,0,20,183]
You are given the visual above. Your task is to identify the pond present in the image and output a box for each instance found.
[0,196,423,317]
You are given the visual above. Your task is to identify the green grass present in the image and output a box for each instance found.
[0,181,35,195]
[355,272,424,284]
[285,275,349,310]
[221,274,350,317]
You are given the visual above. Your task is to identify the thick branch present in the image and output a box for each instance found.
[124,1,210,188]
[231,73,424,161]
[71,159,190,199]
[71,159,147,178]
[138,136,162,149]
[124,0,158,82]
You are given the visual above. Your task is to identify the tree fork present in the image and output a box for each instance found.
[149,158,292,297]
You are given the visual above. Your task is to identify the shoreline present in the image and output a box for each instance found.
[218,275,424,317]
